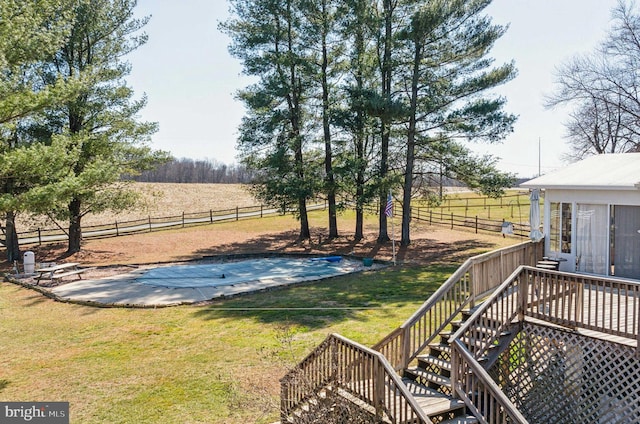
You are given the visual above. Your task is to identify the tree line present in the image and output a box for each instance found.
[132,158,254,184]
[222,0,518,246]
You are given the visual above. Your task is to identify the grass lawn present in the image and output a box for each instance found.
[1,199,522,423]
[0,264,453,423]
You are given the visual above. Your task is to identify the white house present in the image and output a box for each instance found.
[521,153,640,279]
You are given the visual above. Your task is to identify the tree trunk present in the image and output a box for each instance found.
[377,0,394,244]
[67,197,82,254]
[4,211,21,263]
[298,197,311,240]
[321,16,338,239]
[401,37,422,246]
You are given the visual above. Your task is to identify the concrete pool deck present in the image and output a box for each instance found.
[8,257,384,307]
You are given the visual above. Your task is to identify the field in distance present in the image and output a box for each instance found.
[18,183,259,230]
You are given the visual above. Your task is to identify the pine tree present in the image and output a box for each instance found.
[35,0,166,253]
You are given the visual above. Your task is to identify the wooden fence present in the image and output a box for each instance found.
[4,196,532,248]
[7,203,324,246]
[412,207,530,238]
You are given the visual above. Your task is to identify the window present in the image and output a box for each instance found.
[549,202,572,254]
[549,202,561,252]
[561,203,572,253]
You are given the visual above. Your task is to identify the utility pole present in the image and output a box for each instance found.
[538,137,541,176]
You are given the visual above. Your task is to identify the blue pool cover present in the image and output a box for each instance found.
[135,257,361,288]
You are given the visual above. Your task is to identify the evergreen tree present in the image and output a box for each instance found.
[0,0,80,261]
[223,0,320,240]
[35,0,167,253]
[397,0,516,245]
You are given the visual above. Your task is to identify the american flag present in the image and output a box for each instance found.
[385,193,393,217]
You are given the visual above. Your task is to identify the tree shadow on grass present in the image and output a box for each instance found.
[190,227,496,266]
[191,238,496,329]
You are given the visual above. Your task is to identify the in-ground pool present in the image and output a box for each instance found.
[47,256,382,306]
[134,256,364,288]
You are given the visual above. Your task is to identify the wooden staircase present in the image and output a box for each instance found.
[400,308,517,423]
[281,242,545,424]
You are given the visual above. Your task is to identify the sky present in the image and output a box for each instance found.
[126,0,620,178]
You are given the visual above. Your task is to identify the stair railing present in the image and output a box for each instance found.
[448,266,531,424]
[449,265,640,423]
[374,241,542,371]
[451,339,529,424]
[448,266,526,359]
[280,333,431,424]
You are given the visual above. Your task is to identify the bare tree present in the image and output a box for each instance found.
[547,0,640,158]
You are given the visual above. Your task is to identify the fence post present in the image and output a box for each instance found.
[260,205,263,218]
[236,206,239,221]
[488,205,491,219]
[475,216,478,234]
[451,212,454,229]
[115,221,119,237]
[182,212,185,228]
[148,216,152,232]
[429,210,432,225]
[38,228,42,245]
[210,209,213,223]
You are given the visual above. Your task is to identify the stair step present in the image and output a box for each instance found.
[417,354,451,372]
[429,342,451,355]
[439,415,479,424]
[405,367,452,388]
[402,379,466,417]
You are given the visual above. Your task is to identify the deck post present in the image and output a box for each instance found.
[401,328,411,371]
[373,360,385,419]
[518,269,528,322]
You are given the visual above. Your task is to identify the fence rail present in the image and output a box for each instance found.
[3,196,532,248]
[4,203,325,247]
[412,207,530,238]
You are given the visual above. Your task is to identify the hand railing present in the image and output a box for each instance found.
[373,241,543,371]
[451,339,529,424]
[449,265,640,423]
[281,333,431,424]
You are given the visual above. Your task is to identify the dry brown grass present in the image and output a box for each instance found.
[17,183,258,230]
[8,183,522,270]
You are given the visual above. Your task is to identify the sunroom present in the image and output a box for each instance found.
[521,152,640,279]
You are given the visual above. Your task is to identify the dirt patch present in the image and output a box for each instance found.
[5,219,521,281]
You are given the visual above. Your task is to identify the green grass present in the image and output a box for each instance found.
[414,189,537,224]
[0,191,521,423]
[0,263,454,423]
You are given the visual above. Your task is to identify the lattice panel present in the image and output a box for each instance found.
[488,322,640,424]
[285,387,380,424]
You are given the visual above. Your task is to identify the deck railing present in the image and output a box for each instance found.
[280,333,431,423]
[522,267,640,340]
[449,265,640,423]
[373,241,543,371]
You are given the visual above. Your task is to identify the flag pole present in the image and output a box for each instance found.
[386,191,396,266]
[391,211,396,266]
